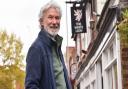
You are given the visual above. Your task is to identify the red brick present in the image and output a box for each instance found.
[122,57,128,61]
[123,74,128,78]
[122,61,128,64]
[122,48,128,52]
[122,52,128,57]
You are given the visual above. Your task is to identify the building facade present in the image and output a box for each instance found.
[67,0,128,89]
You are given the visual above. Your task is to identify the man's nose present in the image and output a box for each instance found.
[52,18,59,24]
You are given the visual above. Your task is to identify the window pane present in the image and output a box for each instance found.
[108,68,113,89]
[92,81,96,89]
[107,63,118,89]
[103,50,108,65]
[109,45,114,61]
[114,64,118,89]
[86,85,90,89]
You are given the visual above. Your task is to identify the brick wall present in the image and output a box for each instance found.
[121,47,128,89]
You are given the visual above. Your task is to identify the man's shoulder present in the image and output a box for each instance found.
[31,38,45,49]
[28,38,46,55]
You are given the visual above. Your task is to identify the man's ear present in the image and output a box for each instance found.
[39,18,44,26]
[39,18,43,22]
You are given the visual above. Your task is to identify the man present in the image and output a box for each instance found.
[25,1,72,89]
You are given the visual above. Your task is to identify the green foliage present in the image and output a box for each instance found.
[0,66,15,89]
[0,30,24,67]
[117,8,128,47]
[122,8,128,19]
[0,30,25,89]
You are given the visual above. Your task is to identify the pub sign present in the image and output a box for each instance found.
[71,6,86,34]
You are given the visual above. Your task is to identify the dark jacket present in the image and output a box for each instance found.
[25,30,72,89]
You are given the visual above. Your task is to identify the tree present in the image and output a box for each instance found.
[117,8,128,46]
[0,30,25,89]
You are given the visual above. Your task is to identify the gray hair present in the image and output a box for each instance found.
[39,1,62,19]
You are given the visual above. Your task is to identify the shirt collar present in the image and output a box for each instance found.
[38,29,63,47]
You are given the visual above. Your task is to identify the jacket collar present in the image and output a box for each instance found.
[38,29,63,47]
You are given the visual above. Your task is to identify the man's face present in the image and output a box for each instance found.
[40,8,61,37]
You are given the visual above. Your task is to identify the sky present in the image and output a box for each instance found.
[0,0,75,64]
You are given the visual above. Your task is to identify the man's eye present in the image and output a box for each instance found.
[55,17,60,20]
[48,16,53,19]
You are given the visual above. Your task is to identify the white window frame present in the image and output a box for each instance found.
[96,57,103,89]
[102,32,120,89]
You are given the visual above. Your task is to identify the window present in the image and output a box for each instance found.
[107,62,118,89]
[77,19,121,88]
[96,59,103,89]
[81,66,96,89]
[86,85,90,89]
[113,64,118,89]
[109,45,114,61]
[91,81,96,89]
[84,72,90,88]
[108,68,113,89]
[102,36,118,89]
